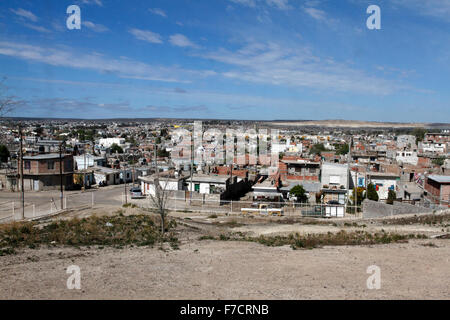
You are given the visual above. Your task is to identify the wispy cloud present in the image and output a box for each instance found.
[266,0,291,10]
[83,21,109,32]
[129,28,163,44]
[80,0,103,6]
[143,105,208,113]
[10,8,38,22]
[304,7,327,21]
[22,23,52,33]
[197,41,406,94]
[149,8,167,18]
[0,41,214,84]
[391,0,450,22]
[229,0,256,8]
[229,0,291,10]
[169,34,198,48]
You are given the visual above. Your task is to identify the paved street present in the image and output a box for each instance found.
[0,184,129,220]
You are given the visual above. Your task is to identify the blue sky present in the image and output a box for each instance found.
[0,0,449,121]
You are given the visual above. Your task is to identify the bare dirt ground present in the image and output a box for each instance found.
[0,207,449,300]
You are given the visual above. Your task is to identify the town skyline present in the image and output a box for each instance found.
[1,0,450,122]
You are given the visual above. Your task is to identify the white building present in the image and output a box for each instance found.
[367,172,400,200]
[74,154,107,170]
[420,142,446,154]
[140,174,186,196]
[187,175,231,194]
[396,151,418,166]
[320,162,349,189]
[99,138,126,148]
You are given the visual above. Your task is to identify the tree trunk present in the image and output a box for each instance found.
[160,213,165,235]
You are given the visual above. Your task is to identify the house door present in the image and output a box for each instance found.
[195,184,200,192]
[34,180,39,191]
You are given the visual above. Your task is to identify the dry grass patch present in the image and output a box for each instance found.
[207,230,428,250]
[0,214,179,255]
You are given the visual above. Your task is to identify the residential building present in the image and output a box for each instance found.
[424,175,450,207]
[21,153,74,191]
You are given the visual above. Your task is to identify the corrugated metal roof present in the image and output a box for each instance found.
[23,153,65,160]
[427,175,450,183]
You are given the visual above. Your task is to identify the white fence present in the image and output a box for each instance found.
[0,192,98,223]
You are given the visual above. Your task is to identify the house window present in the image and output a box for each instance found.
[48,160,54,170]
[24,161,30,170]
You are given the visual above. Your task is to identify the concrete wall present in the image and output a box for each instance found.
[321,162,348,189]
[362,199,433,218]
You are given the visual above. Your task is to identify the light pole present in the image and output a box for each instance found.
[18,125,24,219]
[123,163,127,205]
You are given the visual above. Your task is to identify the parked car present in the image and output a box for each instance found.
[129,187,144,199]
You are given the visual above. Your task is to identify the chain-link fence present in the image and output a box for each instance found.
[131,195,363,218]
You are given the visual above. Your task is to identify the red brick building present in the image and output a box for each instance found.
[21,153,74,191]
[424,175,450,207]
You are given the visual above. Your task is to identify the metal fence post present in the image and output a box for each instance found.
[12,202,15,220]
[92,192,94,207]
[33,204,35,218]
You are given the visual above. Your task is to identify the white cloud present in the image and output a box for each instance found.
[22,23,52,33]
[82,21,109,32]
[129,28,163,44]
[229,0,291,10]
[10,8,38,22]
[391,0,450,22]
[169,34,198,48]
[149,8,167,18]
[304,7,326,21]
[229,0,257,7]
[80,0,103,6]
[0,41,215,84]
[266,0,290,10]
[197,41,404,94]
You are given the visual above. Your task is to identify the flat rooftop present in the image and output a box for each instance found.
[427,175,450,184]
[23,153,70,160]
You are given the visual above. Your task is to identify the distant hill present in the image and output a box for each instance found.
[267,120,450,129]
[1,117,449,129]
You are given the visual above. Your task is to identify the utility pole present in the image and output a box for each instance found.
[154,141,159,205]
[59,140,65,211]
[123,165,127,205]
[347,135,351,214]
[154,141,158,176]
[354,139,358,215]
[18,125,24,220]
[83,143,86,191]
[132,149,135,187]
[190,133,194,205]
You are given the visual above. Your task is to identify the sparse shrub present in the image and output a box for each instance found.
[0,214,179,254]
[198,235,215,241]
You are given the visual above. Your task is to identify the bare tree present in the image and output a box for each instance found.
[0,77,18,117]
[148,177,172,235]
